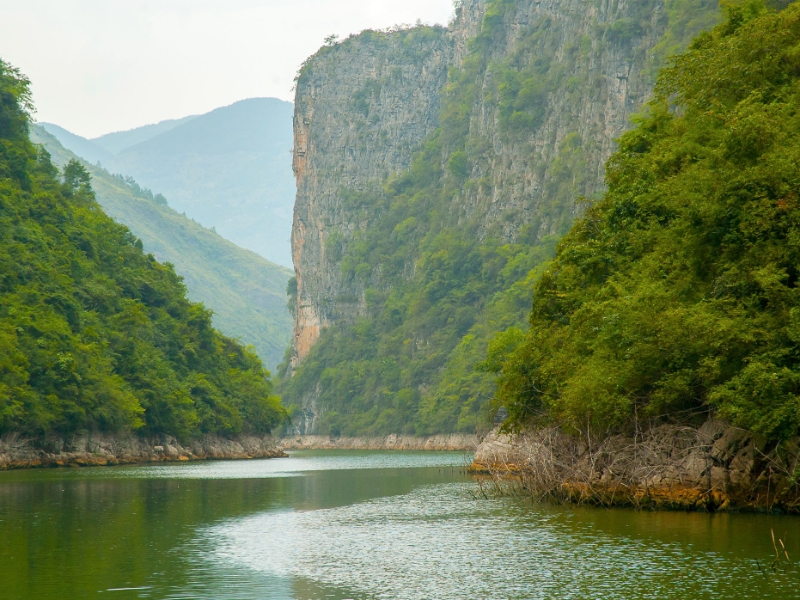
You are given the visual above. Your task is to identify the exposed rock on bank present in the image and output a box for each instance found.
[471,422,800,512]
[0,433,286,470]
[278,433,477,451]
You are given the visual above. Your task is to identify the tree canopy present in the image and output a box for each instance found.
[0,60,285,439]
[491,1,800,441]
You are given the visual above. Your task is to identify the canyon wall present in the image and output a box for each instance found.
[285,0,718,434]
[291,2,488,370]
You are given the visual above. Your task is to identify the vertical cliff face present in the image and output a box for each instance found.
[291,26,452,368]
[290,3,489,371]
[461,0,665,236]
[285,0,719,435]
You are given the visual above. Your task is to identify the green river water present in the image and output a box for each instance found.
[0,450,798,599]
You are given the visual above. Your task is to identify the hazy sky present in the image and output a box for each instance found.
[0,0,455,138]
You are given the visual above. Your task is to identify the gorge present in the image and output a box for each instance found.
[5,2,800,597]
[281,0,800,512]
[282,0,719,435]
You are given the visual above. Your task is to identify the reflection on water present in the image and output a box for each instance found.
[209,483,800,599]
[0,450,798,600]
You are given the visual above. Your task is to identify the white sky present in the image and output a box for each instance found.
[0,0,455,138]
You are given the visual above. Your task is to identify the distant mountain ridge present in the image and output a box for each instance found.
[39,97,296,267]
[39,122,113,166]
[31,125,293,371]
[41,114,198,159]
[91,115,198,155]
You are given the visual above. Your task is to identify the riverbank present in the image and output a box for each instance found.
[277,433,478,451]
[0,433,286,469]
[470,421,800,513]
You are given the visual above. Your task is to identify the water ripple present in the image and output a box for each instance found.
[204,483,798,600]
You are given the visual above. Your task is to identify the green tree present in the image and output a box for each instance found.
[0,59,286,439]
[493,1,800,441]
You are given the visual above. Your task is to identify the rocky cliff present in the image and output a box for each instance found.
[284,0,719,435]
[471,422,800,512]
[290,5,485,369]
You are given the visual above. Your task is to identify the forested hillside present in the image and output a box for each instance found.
[492,0,800,441]
[30,126,293,371]
[282,0,720,436]
[0,60,286,438]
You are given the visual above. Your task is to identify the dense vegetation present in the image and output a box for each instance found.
[491,1,800,441]
[0,60,286,439]
[31,126,293,371]
[281,0,720,436]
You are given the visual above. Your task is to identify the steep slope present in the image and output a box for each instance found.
[494,1,800,441]
[39,98,296,267]
[39,122,112,166]
[0,60,285,439]
[30,125,293,371]
[289,24,461,368]
[282,0,720,436]
[110,98,296,266]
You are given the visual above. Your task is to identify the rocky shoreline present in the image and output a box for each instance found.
[0,433,287,470]
[277,433,478,451]
[470,421,800,513]
[0,431,477,470]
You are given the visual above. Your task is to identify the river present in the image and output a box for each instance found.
[0,450,798,599]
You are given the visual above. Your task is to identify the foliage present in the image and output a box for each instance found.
[492,1,800,441]
[281,0,721,436]
[647,0,722,79]
[0,60,286,438]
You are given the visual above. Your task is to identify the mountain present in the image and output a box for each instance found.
[39,98,296,267]
[91,115,197,155]
[493,1,800,442]
[280,0,721,436]
[30,125,293,372]
[40,114,197,159]
[0,59,285,439]
[39,122,113,166]
[108,98,295,267]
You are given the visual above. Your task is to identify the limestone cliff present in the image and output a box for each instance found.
[291,4,486,369]
[284,0,719,435]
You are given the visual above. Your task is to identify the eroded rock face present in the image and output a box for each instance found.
[290,11,477,369]
[287,0,717,432]
[289,0,681,368]
[471,422,800,512]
